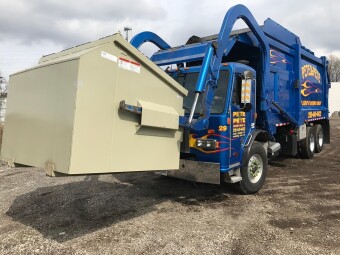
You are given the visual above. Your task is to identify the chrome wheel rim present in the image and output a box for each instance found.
[309,133,315,152]
[318,131,323,147]
[248,154,263,183]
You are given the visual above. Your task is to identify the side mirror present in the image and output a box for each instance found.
[241,71,253,112]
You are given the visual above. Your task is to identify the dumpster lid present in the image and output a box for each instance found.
[39,34,188,97]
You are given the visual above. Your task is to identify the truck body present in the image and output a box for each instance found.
[1,5,330,193]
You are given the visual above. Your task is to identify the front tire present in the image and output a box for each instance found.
[298,127,315,159]
[313,125,324,153]
[238,141,268,194]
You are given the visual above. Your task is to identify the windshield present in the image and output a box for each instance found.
[174,70,230,114]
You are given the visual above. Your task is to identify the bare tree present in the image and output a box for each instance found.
[328,54,340,82]
[0,73,8,122]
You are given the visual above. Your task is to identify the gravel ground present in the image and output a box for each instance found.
[0,119,339,255]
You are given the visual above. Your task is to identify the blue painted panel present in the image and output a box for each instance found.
[263,18,301,47]
[151,43,208,66]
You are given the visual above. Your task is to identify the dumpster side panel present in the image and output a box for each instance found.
[1,60,79,171]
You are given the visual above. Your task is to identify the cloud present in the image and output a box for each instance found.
[0,0,339,52]
[249,1,340,53]
[0,0,166,46]
[0,0,339,77]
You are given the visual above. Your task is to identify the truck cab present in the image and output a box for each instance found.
[170,63,255,168]
[163,63,267,193]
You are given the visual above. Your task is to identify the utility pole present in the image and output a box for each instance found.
[124,27,132,41]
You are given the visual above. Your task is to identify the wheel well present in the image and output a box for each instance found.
[243,129,269,165]
[254,131,270,142]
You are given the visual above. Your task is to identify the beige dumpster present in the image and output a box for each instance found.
[1,34,187,176]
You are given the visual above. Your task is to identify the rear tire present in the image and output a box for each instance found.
[298,127,315,159]
[238,141,268,194]
[313,125,324,153]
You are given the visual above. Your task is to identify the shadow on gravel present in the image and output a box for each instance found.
[6,173,238,242]
[268,154,298,168]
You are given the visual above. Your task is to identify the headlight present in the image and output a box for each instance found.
[196,139,218,150]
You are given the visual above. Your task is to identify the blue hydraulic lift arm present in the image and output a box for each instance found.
[130,31,171,50]
[191,4,273,130]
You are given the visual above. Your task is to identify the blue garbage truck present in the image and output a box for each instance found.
[129,4,330,193]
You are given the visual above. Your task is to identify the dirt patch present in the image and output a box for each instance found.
[0,119,339,254]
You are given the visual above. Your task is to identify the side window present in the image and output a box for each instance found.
[176,73,202,113]
[232,72,253,112]
[211,70,230,114]
[232,76,242,106]
[173,69,230,115]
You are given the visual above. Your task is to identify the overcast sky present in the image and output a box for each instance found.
[0,0,340,78]
[0,0,339,111]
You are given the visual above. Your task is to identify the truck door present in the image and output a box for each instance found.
[229,73,255,168]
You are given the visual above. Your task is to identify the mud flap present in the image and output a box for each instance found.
[278,134,297,156]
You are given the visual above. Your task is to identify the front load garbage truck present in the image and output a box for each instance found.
[1,5,330,194]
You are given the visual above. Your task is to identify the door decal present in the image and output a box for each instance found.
[232,111,246,138]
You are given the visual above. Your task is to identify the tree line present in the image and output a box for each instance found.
[0,74,7,98]
[0,74,7,122]
[328,54,340,82]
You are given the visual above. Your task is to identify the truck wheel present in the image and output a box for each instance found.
[238,141,268,194]
[313,125,324,153]
[298,127,315,159]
